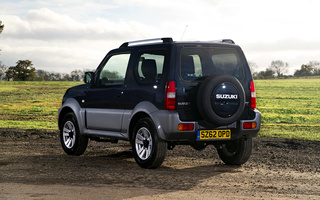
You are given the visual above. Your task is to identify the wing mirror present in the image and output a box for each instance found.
[84,72,94,84]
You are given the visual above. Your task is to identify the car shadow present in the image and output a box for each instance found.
[0,147,242,193]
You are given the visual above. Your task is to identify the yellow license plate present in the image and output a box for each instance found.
[197,129,231,140]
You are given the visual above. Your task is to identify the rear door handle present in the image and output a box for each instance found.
[115,91,124,98]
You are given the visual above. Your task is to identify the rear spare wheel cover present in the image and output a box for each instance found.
[212,82,239,117]
[197,74,245,125]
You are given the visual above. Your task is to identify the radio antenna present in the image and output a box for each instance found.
[180,25,188,41]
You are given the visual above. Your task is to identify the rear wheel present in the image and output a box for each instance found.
[217,138,252,165]
[60,112,88,156]
[132,118,167,169]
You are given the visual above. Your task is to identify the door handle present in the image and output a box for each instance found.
[115,91,124,98]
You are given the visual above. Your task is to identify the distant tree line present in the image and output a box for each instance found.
[0,60,91,81]
[1,59,320,81]
[293,61,320,77]
[250,60,320,79]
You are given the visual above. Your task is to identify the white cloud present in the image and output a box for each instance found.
[2,8,153,41]
[0,6,160,73]
[0,0,320,74]
[243,38,320,74]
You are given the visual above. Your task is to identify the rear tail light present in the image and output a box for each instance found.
[178,123,194,131]
[243,122,257,129]
[250,81,256,109]
[165,81,176,110]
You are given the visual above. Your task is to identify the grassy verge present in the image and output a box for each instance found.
[255,79,320,141]
[0,81,81,130]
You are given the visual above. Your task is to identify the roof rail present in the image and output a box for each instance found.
[222,39,235,44]
[120,37,173,48]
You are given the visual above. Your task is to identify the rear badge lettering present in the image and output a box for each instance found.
[216,94,238,99]
[178,102,190,106]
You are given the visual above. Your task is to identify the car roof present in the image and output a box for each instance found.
[119,37,237,49]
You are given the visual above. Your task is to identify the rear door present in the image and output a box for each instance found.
[84,52,131,131]
[124,49,168,109]
[177,45,246,121]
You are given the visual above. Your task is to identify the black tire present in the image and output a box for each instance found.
[197,74,245,125]
[60,112,88,156]
[217,138,252,165]
[131,118,167,169]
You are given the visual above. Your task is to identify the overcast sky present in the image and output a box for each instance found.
[0,0,319,74]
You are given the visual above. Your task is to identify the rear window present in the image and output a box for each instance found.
[180,47,244,81]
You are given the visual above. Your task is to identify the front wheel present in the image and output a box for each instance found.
[60,112,88,156]
[217,138,252,165]
[132,118,167,169]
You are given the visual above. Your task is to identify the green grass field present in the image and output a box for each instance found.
[0,81,81,130]
[0,79,319,140]
[255,79,320,140]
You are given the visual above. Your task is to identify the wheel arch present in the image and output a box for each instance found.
[58,98,84,133]
[58,107,74,129]
[129,112,150,142]
[128,101,163,142]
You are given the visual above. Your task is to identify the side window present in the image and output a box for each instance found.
[98,53,130,85]
[136,51,165,84]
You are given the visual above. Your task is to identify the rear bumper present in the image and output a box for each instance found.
[151,109,261,142]
[237,109,261,139]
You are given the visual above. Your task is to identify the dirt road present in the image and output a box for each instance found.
[0,129,319,199]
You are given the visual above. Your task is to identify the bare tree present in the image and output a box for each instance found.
[0,20,4,53]
[308,61,320,75]
[0,61,7,80]
[70,69,84,81]
[0,20,3,34]
[247,61,258,75]
[269,60,289,77]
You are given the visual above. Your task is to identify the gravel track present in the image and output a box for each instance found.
[0,129,319,199]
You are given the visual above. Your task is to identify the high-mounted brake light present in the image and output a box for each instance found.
[250,81,256,109]
[165,81,176,110]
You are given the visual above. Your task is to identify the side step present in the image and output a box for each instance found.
[89,137,118,143]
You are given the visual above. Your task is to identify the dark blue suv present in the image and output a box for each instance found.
[58,38,261,168]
